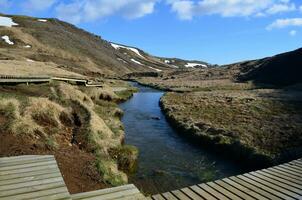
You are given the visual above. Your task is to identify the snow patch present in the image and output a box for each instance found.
[26,59,35,62]
[171,65,179,68]
[24,45,31,48]
[0,16,18,27]
[131,59,143,65]
[164,60,170,64]
[185,63,207,68]
[1,35,14,45]
[38,19,47,22]
[149,66,162,72]
[111,43,144,58]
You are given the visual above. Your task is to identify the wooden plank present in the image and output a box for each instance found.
[77,188,140,200]
[237,175,295,200]
[0,155,53,163]
[278,165,302,175]
[0,155,38,161]
[31,192,71,200]
[0,177,64,191]
[181,187,203,200]
[229,176,282,199]
[0,160,57,171]
[190,185,217,200]
[71,184,136,199]
[0,187,70,200]
[115,193,146,200]
[206,182,242,200]
[255,170,302,189]
[293,159,302,165]
[284,163,302,171]
[0,157,54,167]
[162,192,178,200]
[198,183,231,199]
[0,172,61,186]
[273,166,302,178]
[0,164,58,176]
[170,190,191,200]
[152,194,165,200]
[214,180,256,200]
[0,182,65,197]
[0,168,59,181]
[266,167,302,181]
[261,169,302,185]
[243,173,301,198]
[291,160,302,167]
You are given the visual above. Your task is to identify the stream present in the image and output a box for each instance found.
[119,82,245,194]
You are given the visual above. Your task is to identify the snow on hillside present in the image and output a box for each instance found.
[185,63,207,68]
[131,58,143,65]
[149,66,162,72]
[38,19,47,22]
[1,35,14,45]
[111,43,144,58]
[0,16,18,27]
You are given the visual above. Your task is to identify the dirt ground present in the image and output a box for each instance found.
[0,130,106,194]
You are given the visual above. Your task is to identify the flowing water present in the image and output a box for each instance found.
[120,82,245,194]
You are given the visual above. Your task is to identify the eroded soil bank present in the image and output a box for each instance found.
[0,80,138,194]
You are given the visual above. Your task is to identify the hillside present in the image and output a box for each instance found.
[236,48,302,86]
[0,14,209,77]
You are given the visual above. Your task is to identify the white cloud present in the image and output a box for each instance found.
[266,3,296,14]
[55,0,157,24]
[22,0,57,11]
[167,0,297,20]
[289,30,297,36]
[267,18,302,30]
[170,1,194,20]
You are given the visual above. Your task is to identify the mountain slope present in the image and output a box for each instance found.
[0,14,209,77]
[236,48,302,86]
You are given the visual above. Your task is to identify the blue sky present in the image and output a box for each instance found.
[0,0,301,64]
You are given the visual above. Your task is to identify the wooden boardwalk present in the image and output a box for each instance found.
[149,158,302,200]
[0,75,104,87]
[1,155,301,200]
[0,155,145,200]
[0,155,71,200]
[71,184,145,200]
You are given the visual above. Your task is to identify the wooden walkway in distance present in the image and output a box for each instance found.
[0,155,71,200]
[149,158,302,200]
[0,75,104,87]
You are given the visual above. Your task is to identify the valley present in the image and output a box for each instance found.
[0,12,301,197]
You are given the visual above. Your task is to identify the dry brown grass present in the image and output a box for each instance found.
[81,86,120,102]
[161,89,302,157]
[0,81,134,186]
[0,60,84,77]
[57,83,94,107]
